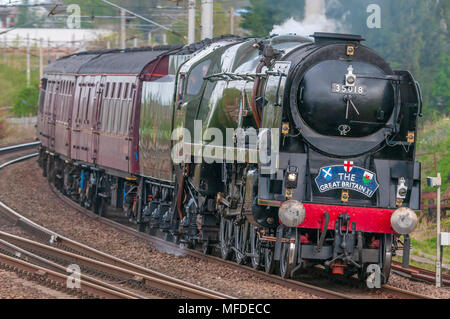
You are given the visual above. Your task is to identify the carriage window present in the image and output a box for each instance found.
[124,83,129,100]
[108,99,115,133]
[120,99,129,134]
[126,100,133,133]
[85,87,92,123]
[101,99,109,131]
[130,85,134,99]
[44,82,52,115]
[57,83,63,121]
[62,82,67,119]
[100,100,105,130]
[76,84,83,122]
[113,99,120,133]
[117,83,122,99]
[105,83,110,98]
[38,79,47,113]
[186,60,211,96]
[124,89,135,134]
[111,83,116,98]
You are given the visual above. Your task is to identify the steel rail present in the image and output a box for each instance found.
[52,184,439,299]
[0,237,146,299]
[0,201,232,299]
[391,261,450,286]
[51,184,355,299]
[0,142,40,154]
[381,284,435,299]
[0,153,39,169]
[0,230,229,299]
[1,148,434,299]
[0,150,232,299]
[0,252,137,299]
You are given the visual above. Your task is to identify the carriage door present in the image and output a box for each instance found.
[49,77,60,151]
[91,76,106,164]
[127,81,137,173]
[72,77,85,161]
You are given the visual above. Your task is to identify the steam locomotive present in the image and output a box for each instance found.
[37,32,422,283]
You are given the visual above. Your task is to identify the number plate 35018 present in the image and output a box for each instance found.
[332,83,366,95]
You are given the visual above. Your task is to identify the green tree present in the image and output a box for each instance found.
[16,0,31,26]
[432,54,450,113]
[0,118,5,140]
[11,83,40,117]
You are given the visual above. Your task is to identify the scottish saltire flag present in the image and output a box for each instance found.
[322,167,332,180]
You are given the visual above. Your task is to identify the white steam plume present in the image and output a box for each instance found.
[271,0,347,38]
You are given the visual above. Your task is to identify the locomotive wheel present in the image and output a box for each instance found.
[219,217,233,260]
[137,222,146,233]
[280,234,297,279]
[250,226,262,270]
[264,247,276,274]
[382,234,393,284]
[358,264,368,282]
[46,156,53,183]
[42,155,47,177]
[234,221,249,265]
[172,235,180,244]
[179,238,196,250]
[92,197,100,215]
[98,197,106,217]
[202,240,212,255]
[147,226,157,236]
[91,188,100,214]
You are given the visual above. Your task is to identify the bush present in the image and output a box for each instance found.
[0,118,5,139]
[11,84,40,117]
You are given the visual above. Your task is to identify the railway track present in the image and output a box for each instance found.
[51,177,434,299]
[0,143,232,299]
[392,261,450,287]
[0,141,40,169]
[0,143,438,299]
[0,142,41,155]
[0,251,137,299]
[0,201,232,299]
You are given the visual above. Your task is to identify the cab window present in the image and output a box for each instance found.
[186,60,211,96]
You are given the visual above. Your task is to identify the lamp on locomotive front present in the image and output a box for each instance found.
[278,200,306,228]
[390,207,419,235]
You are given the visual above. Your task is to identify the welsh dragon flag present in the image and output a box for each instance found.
[363,171,374,184]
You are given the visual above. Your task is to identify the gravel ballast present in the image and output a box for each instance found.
[0,159,320,299]
[0,158,449,299]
